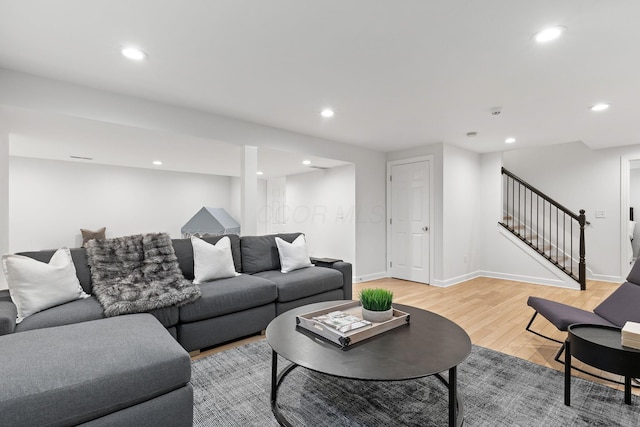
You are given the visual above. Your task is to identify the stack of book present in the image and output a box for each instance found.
[621,321,640,349]
[313,311,372,334]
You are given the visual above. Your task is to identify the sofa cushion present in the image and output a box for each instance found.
[17,248,93,294]
[240,233,302,274]
[14,296,105,332]
[593,281,640,327]
[12,296,179,332]
[0,314,190,427]
[3,248,90,322]
[627,259,640,285]
[253,266,343,303]
[172,235,241,279]
[527,296,615,331]
[0,291,17,335]
[179,275,277,323]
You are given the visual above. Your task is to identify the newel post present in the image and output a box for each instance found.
[578,209,586,290]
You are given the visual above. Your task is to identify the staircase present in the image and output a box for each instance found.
[499,168,587,290]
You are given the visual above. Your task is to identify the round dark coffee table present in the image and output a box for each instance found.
[266,301,472,427]
[566,324,640,405]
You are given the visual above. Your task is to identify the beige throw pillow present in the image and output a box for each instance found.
[81,227,106,247]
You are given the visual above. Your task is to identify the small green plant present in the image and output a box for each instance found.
[358,288,393,311]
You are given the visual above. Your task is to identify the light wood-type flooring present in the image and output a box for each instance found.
[194,276,635,395]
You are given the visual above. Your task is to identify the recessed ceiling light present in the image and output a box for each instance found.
[534,26,566,43]
[505,137,516,144]
[256,171,264,175]
[302,160,311,165]
[590,103,610,112]
[320,108,334,118]
[121,46,148,61]
[152,160,162,166]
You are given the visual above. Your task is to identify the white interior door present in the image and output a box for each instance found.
[390,161,430,283]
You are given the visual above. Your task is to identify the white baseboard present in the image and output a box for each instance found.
[476,270,580,290]
[430,272,481,288]
[589,273,623,283]
[357,266,614,290]
[353,271,388,283]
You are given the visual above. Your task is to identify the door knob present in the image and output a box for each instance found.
[422,226,429,232]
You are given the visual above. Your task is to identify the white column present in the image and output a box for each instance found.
[241,145,258,235]
[0,130,9,289]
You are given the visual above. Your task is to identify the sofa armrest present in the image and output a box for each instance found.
[310,259,352,300]
[310,257,342,268]
[0,299,17,336]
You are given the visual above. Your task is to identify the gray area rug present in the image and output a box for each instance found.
[192,340,639,426]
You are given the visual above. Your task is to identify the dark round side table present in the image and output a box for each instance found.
[565,324,640,405]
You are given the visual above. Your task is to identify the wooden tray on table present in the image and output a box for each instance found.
[296,301,410,349]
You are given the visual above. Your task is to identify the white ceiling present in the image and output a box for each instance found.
[3,107,348,178]
[1,0,639,167]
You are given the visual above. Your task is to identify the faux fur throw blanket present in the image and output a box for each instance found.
[86,233,201,317]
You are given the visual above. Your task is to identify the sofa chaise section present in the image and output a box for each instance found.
[0,314,192,427]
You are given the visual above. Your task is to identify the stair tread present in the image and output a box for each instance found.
[500,220,582,285]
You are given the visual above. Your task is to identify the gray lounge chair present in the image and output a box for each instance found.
[526,260,640,380]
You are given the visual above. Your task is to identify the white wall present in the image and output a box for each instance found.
[629,168,640,258]
[477,152,573,287]
[265,176,287,234]
[229,176,267,236]
[9,157,235,252]
[442,144,481,282]
[0,132,8,289]
[503,141,630,281]
[283,165,356,265]
[387,143,583,287]
[0,69,386,279]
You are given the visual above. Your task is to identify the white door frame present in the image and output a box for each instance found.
[386,156,435,283]
[620,154,640,277]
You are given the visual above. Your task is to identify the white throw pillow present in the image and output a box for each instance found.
[275,235,313,273]
[2,247,90,323]
[191,236,240,284]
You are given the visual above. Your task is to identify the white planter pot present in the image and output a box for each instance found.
[362,307,393,323]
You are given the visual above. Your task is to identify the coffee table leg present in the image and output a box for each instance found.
[271,350,278,403]
[564,338,571,406]
[449,367,457,427]
[270,351,298,427]
[625,376,632,405]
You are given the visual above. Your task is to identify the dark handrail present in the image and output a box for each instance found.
[501,167,580,221]
[501,167,586,290]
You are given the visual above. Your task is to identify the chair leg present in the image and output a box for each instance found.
[525,311,563,344]
[554,342,565,363]
[526,310,640,387]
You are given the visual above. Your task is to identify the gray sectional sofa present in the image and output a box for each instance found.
[0,232,351,426]
[0,232,352,351]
